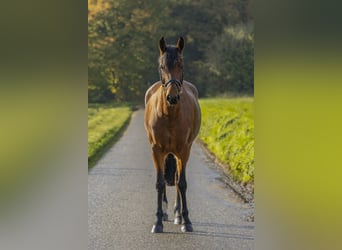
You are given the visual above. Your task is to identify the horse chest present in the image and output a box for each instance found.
[153,122,189,150]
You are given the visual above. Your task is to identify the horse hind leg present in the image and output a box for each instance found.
[163,153,176,222]
[173,166,182,224]
[174,188,181,224]
[162,187,168,221]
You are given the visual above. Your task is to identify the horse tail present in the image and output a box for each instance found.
[164,153,176,186]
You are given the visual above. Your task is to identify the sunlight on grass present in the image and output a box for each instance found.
[199,98,254,184]
[88,104,132,166]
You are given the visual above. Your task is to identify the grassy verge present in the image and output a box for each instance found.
[199,98,254,184]
[88,104,132,168]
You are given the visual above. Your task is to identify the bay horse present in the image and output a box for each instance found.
[144,37,201,233]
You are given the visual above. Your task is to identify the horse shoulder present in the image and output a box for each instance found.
[145,81,162,106]
[183,80,199,99]
[182,81,201,139]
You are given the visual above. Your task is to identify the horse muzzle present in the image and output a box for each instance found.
[166,94,180,105]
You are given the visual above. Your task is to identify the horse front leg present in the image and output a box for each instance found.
[151,146,165,233]
[151,170,165,233]
[178,169,193,232]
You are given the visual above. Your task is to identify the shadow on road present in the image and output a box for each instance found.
[193,221,254,230]
[160,221,254,241]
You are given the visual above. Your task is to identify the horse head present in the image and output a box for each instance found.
[158,37,184,105]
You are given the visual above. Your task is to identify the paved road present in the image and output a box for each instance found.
[88,109,254,250]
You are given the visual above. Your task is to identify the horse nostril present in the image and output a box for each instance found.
[166,95,178,104]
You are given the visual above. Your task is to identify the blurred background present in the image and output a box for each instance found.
[1,0,342,249]
[0,1,88,249]
[88,0,254,103]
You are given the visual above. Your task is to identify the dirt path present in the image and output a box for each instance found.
[88,109,254,250]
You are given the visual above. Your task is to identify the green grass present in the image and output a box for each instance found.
[199,98,254,184]
[88,104,132,167]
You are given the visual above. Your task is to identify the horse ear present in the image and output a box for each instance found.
[159,37,167,54]
[176,36,184,53]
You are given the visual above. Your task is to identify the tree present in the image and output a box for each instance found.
[205,23,254,96]
[88,0,254,102]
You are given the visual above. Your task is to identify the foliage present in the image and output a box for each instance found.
[88,104,132,166]
[204,23,254,96]
[88,0,254,102]
[199,98,254,184]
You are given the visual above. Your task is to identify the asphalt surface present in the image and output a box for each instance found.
[88,109,254,250]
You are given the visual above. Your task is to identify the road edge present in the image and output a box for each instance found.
[196,139,254,204]
[88,110,133,169]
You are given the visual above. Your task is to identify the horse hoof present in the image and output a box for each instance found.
[181,224,193,233]
[151,224,163,233]
[163,213,168,221]
[174,217,181,225]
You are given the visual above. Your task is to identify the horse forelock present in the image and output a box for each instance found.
[159,46,183,70]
